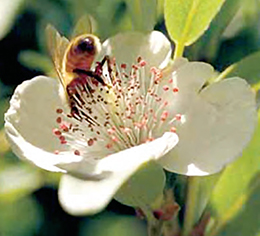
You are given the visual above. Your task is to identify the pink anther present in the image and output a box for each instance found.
[173,87,179,93]
[163,85,169,91]
[88,139,94,146]
[74,150,80,155]
[161,111,169,121]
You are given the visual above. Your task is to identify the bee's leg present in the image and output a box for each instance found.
[95,55,114,81]
[73,68,106,86]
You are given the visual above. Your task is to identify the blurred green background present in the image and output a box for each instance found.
[1,0,260,235]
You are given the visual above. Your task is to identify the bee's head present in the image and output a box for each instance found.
[73,35,101,56]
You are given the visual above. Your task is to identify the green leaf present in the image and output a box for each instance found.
[165,0,226,47]
[114,161,165,207]
[18,50,53,74]
[156,0,165,19]
[0,99,9,127]
[70,0,132,39]
[80,213,147,236]
[212,174,260,236]
[125,0,157,31]
[0,99,11,154]
[0,0,25,39]
[0,196,41,236]
[207,113,260,235]
[71,15,95,37]
[0,165,42,202]
[0,129,10,154]
[216,50,260,85]
[190,174,221,224]
[0,82,11,99]
[186,0,242,61]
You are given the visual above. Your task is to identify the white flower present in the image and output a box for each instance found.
[4,31,256,215]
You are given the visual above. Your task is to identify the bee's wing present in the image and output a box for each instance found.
[46,24,70,88]
[71,15,95,37]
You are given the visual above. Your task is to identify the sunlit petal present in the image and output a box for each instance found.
[99,31,171,72]
[59,132,178,215]
[160,78,257,175]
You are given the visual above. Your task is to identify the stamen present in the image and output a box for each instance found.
[54,150,59,155]
[56,117,62,124]
[56,108,63,114]
[121,63,127,69]
[59,135,67,144]
[145,137,155,143]
[173,87,179,93]
[53,128,61,136]
[161,111,169,122]
[175,114,182,121]
[111,136,119,142]
[106,143,113,149]
[139,60,146,67]
[52,55,181,157]
[88,138,94,146]
[60,122,69,132]
[170,127,176,133]
[74,150,80,155]
[163,85,169,91]
[137,56,142,63]
[132,65,139,70]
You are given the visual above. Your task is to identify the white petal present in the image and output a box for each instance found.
[56,157,108,180]
[165,62,215,114]
[160,78,257,175]
[186,164,209,176]
[4,125,82,172]
[99,31,171,70]
[152,61,214,137]
[4,76,77,171]
[58,132,178,215]
[173,62,214,94]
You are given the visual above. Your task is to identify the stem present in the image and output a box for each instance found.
[173,42,185,59]
[148,220,163,236]
[182,177,200,236]
[214,64,236,82]
[140,204,163,236]
[173,0,200,60]
[163,219,181,236]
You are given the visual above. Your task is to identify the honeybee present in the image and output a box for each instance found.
[46,24,111,88]
[46,20,112,120]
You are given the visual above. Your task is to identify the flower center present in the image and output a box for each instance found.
[53,56,183,157]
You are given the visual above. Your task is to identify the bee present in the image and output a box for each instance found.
[46,21,113,120]
[47,24,111,87]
